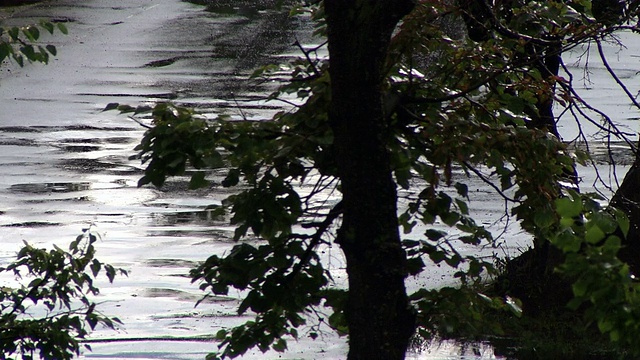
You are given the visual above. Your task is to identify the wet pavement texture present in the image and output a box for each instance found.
[0,0,312,235]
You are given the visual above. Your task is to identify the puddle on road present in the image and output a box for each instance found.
[10,182,92,193]
[144,57,181,68]
[0,126,41,133]
[142,287,235,303]
[0,138,37,146]
[0,221,61,227]
[145,258,200,268]
[0,125,137,132]
[8,182,93,203]
[58,136,133,145]
[146,228,233,239]
[60,158,140,175]
[187,0,267,18]
[61,145,102,152]
[149,210,226,227]
[77,92,179,100]
[144,209,235,239]
[151,310,240,320]
[23,196,91,203]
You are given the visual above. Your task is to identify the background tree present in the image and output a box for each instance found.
[117,0,640,358]
[457,0,640,263]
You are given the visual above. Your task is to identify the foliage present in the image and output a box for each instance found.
[0,227,126,360]
[0,20,67,67]
[111,0,640,358]
[550,191,640,349]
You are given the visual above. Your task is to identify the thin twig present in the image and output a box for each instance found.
[288,201,343,281]
[128,116,152,129]
[461,161,518,203]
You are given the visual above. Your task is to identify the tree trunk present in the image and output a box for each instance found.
[611,144,640,275]
[324,1,415,359]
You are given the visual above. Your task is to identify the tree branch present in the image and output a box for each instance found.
[287,201,343,281]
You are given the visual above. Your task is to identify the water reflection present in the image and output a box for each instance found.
[60,158,140,175]
[60,145,101,152]
[142,287,235,303]
[187,0,272,18]
[0,221,61,227]
[149,209,225,226]
[409,340,503,360]
[145,258,200,268]
[10,182,91,193]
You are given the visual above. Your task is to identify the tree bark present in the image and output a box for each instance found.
[324,1,416,359]
[611,144,640,275]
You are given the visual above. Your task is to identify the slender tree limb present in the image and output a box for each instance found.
[287,201,343,282]
[462,161,518,203]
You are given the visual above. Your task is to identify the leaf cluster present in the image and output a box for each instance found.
[0,227,126,360]
[548,192,640,353]
[0,20,67,66]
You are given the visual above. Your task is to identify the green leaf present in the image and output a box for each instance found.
[90,259,101,277]
[23,26,40,41]
[41,21,55,34]
[189,171,209,189]
[45,45,57,56]
[555,197,582,218]
[0,43,11,63]
[115,104,136,113]
[454,194,470,214]
[103,103,120,111]
[505,296,522,317]
[617,212,630,237]
[328,311,348,336]
[610,330,620,342]
[222,169,240,187]
[425,229,446,241]
[554,230,581,253]
[572,278,588,297]
[216,329,228,340]
[602,235,622,253]
[454,182,468,197]
[20,45,37,62]
[13,54,24,67]
[8,27,19,41]
[441,212,460,226]
[534,206,556,229]
[272,339,287,352]
[406,257,425,275]
[57,23,69,35]
[429,250,446,264]
[585,225,605,244]
[134,105,153,115]
[598,318,614,333]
